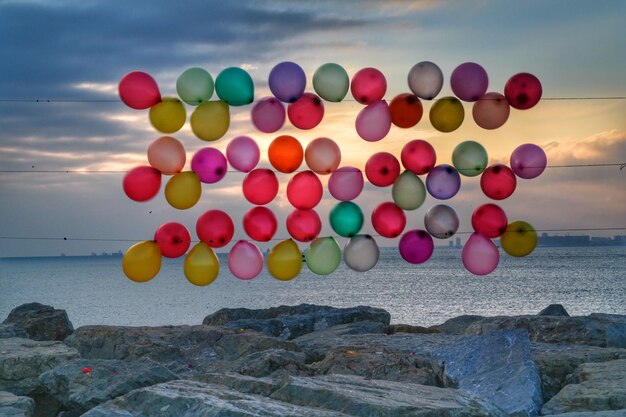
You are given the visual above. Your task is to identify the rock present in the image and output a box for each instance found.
[541,359,626,415]
[431,329,543,417]
[543,411,626,417]
[0,324,28,339]
[0,391,35,417]
[203,349,314,379]
[3,303,74,341]
[538,304,570,317]
[430,315,485,334]
[387,324,440,334]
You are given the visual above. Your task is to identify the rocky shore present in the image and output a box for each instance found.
[0,302,624,417]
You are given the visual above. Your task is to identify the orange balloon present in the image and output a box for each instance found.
[147,136,186,175]
[268,135,303,173]
[389,93,423,128]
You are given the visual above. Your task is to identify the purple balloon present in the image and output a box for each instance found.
[251,97,285,133]
[450,62,488,102]
[426,164,461,199]
[398,229,434,264]
[269,61,306,103]
[226,136,260,173]
[510,143,547,179]
[355,100,392,142]
[191,147,227,184]
[328,166,364,201]
[462,233,499,275]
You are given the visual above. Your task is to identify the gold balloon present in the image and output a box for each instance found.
[165,172,201,210]
[122,240,162,282]
[184,242,219,286]
[429,96,464,133]
[267,239,302,281]
[501,220,537,257]
[149,97,186,134]
[190,101,230,141]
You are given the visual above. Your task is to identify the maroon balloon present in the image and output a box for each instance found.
[510,143,547,179]
[118,71,161,110]
[351,67,387,105]
[251,97,285,133]
[504,73,542,110]
[371,202,406,238]
[287,93,324,129]
[196,210,234,248]
[398,229,434,264]
[243,206,277,242]
[286,171,323,210]
[242,169,279,205]
[480,164,517,200]
[401,140,437,175]
[154,222,191,258]
[471,203,508,238]
[365,152,401,187]
[123,166,161,202]
[286,209,321,242]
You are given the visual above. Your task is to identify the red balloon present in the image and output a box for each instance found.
[287,93,324,129]
[371,202,406,238]
[286,209,321,242]
[401,140,436,175]
[243,206,277,242]
[196,210,234,248]
[118,71,161,110]
[123,166,161,202]
[504,73,542,110]
[480,164,517,200]
[286,171,323,210]
[351,67,387,105]
[389,93,423,128]
[242,169,279,205]
[365,152,400,187]
[471,204,508,238]
[154,222,191,258]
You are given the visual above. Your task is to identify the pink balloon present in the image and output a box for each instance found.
[191,147,227,184]
[228,240,264,280]
[504,73,542,110]
[365,152,400,187]
[305,137,341,175]
[147,136,186,175]
[154,222,191,258]
[398,229,434,264]
[450,62,489,102]
[480,164,517,200]
[242,169,279,205]
[196,210,234,248]
[118,71,161,110]
[355,100,392,142]
[371,202,406,238]
[243,206,277,242]
[351,67,387,105]
[328,166,364,201]
[251,97,285,133]
[401,140,436,175]
[123,166,161,202]
[286,209,321,242]
[471,204,508,238]
[472,92,510,130]
[287,171,323,210]
[462,233,499,275]
[226,136,260,173]
[510,143,547,179]
[287,93,324,129]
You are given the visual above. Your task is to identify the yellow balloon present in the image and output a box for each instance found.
[501,221,537,257]
[165,172,201,210]
[149,97,186,134]
[184,242,219,286]
[429,96,464,133]
[190,101,230,141]
[122,240,162,282]
[267,239,302,281]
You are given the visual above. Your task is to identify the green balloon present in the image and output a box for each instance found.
[392,170,426,210]
[452,141,488,177]
[313,63,349,102]
[215,67,254,106]
[176,67,214,106]
[305,237,341,275]
[330,201,363,237]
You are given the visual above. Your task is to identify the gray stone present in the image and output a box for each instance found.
[538,304,570,317]
[0,324,28,339]
[387,324,440,334]
[543,411,626,417]
[430,315,485,335]
[202,349,314,379]
[0,391,35,417]
[3,303,74,341]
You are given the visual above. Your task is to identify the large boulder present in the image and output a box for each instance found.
[429,315,485,335]
[0,391,35,417]
[538,304,570,317]
[0,324,28,339]
[3,303,73,341]
[202,349,314,379]
[542,411,626,416]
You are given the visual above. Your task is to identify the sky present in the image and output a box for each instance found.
[0,0,625,257]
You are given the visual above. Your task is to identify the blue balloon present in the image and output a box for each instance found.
[269,61,306,103]
[426,164,461,199]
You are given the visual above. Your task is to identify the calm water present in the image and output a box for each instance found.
[1,247,624,328]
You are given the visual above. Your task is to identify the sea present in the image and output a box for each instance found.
[1,247,624,328]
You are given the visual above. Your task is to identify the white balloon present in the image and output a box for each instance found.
[344,234,379,272]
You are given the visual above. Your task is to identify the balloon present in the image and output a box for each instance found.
[371,202,406,238]
[287,209,322,242]
[351,67,387,105]
[424,205,459,239]
[184,242,219,286]
[196,210,234,248]
[480,164,517,200]
[147,136,186,175]
[355,100,392,142]
[399,230,434,264]
[122,241,162,282]
[407,61,443,100]
[191,147,227,184]
[392,170,426,210]
[501,221,537,257]
[473,92,510,129]
[123,166,161,202]
[242,169,279,205]
[190,101,230,141]
[149,97,186,134]
[251,97,285,133]
[228,240,263,280]
[215,67,254,106]
[344,234,379,272]
[429,97,464,132]
[287,171,323,210]
[154,222,191,258]
[510,143,547,179]
[462,233,499,275]
[450,62,489,102]
[401,140,436,175]
[365,152,400,187]
[426,165,461,200]
[389,93,423,128]
[328,166,364,201]
[267,239,302,281]
[176,67,214,105]
[243,206,277,242]
[288,93,324,130]
[226,136,260,173]
[330,201,363,237]
[269,61,306,103]
[118,71,161,110]
[472,203,508,238]
[504,73,542,110]
[452,141,488,177]
[305,137,341,175]
[305,237,341,276]
[268,135,303,173]
[313,63,349,102]
[165,172,201,210]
